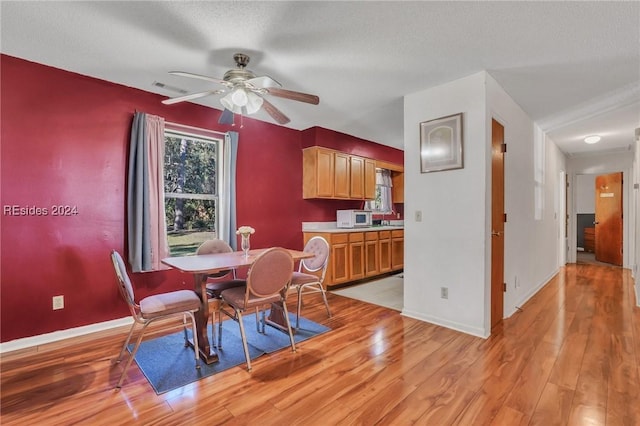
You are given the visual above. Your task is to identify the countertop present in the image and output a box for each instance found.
[303,225,404,233]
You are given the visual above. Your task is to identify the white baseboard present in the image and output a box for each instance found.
[506,268,559,318]
[0,316,133,354]
[401,309,489,339]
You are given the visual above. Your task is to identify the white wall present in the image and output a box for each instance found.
[402,71,566,337]
[576,174,596,213]
[403,71,488,337]
[566,152,633,267]
[486,74,566,321]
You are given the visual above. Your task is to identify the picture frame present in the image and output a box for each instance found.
[419,113,463,173]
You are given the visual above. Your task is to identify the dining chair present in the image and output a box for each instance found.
[217,247,296,371]
[289,236,331,328]
[110,250,201,389]
[195,239,246,344]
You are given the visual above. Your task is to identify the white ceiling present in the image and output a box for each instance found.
[2,1,639,155]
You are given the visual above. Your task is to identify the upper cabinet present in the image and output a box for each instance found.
[392,171,404,203]
[303,146,335,198]
[364,158,376,199]
[303,146,377,200]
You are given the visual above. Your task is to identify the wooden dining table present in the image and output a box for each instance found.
[162,248,313,364]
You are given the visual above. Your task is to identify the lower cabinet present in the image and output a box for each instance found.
[379,231,392,273]
[304,229,404,288]
[330,233,349,284]
[365,232,379,277]
[349,232,365,280]
[391,230,404,271]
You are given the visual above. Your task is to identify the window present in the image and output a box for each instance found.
[364,168,394,214]
[164,131,222,256]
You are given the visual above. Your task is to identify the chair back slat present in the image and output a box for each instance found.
[301,236,330,272]
[246,248,293,298]
[111,250,136,305]
[197,239,234,278]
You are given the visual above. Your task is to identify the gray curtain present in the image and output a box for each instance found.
[128,112,151,271]
[127,112,168,271]
[222,131,239,249]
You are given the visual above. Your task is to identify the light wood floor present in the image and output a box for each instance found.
[1,264,638,425]
[331,272,404,311]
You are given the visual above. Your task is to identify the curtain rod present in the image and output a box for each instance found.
[164,121,228,138]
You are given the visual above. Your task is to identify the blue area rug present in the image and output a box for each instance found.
[129,313,330,394]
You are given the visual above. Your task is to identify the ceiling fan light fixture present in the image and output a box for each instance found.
[220,92,243,114]
[584,135,601,144]
[245,91,263,114]
[221,88,262,115]
[230,88,248,106]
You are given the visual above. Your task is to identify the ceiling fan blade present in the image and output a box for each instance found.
[218,108,235,125]
[261,98,290,125]
[246,75,281,89]
[266,87,319,105]
[169,71,227,85]
[161,90,223,105]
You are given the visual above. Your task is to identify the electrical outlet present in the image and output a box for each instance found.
[440,287,448,299]
[415,210,422,222]
[53,295,64,310]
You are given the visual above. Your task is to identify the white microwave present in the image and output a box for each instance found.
[337,210,372,228]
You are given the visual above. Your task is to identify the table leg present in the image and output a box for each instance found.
[192,273,219,364]
[266,301,292,333]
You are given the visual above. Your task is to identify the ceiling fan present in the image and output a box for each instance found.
[162,53,319,125]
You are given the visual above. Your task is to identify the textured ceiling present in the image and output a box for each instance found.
[2,1,639,155]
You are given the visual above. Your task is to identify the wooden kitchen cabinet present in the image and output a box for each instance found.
[364,159,376,200]
[348,232,365,280]
[303,147,335,198]
[334,152,351,198]
[303,146,377,200]
[350,156,364,199]
[378,230,392,273]
[331,235,350,284]
[391,230,404,270]
[303,232,349,286]
[392,171,404,203]
[365,232,379,277]
[304,228,403,288]
[350,156,376,200]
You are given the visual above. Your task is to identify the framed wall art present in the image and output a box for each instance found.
[419,113,463,173]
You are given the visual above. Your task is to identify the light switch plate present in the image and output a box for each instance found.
[415,210,422,222]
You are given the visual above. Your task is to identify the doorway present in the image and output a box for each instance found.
[575,172,623,267]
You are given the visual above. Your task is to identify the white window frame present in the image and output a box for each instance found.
[164,129,224,256]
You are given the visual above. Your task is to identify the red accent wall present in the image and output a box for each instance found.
[0,55,403,342]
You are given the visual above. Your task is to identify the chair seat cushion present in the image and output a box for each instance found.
[206,279,246,298]
[140,290,201,319]
[290,271,320,286]
[220,286,280,310]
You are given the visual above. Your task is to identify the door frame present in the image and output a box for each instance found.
[558,170,567,267]
[568,169,631,268]
[490,118,505,330]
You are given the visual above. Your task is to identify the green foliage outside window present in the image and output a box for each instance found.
[164,133,220,256]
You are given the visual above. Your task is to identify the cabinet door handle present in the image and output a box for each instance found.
[491,230,503,237]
